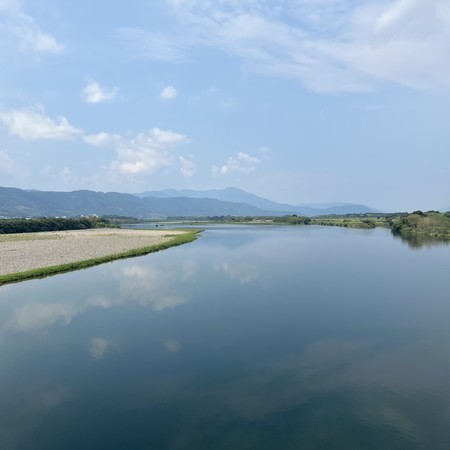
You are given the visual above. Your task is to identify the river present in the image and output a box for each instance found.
[0,225,449,449]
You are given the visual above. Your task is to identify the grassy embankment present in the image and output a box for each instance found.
[0,229,201,286]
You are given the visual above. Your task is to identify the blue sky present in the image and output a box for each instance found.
[0,0,449,211]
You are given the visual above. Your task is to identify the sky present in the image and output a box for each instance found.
[0,0,449,211]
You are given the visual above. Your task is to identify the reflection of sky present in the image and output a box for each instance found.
[0,226,449,448]
[0,258,194,337]
[199,225,271,250]
[164,339,181,353]
[214,260,259,285]
[88,337,118,359]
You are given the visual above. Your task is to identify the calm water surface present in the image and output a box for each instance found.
[0,225,449,449]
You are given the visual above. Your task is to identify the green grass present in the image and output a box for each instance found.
[0,229,201,286]
[309,217,388,229]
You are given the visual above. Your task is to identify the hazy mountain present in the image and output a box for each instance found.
[134,187,295,211]
[135,187,380,216]
[0,187,293,218]
[0,186,380,218]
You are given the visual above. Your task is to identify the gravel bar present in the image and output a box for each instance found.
[0,229,185,276]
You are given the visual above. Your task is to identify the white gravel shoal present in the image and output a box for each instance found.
[0,228,185,276]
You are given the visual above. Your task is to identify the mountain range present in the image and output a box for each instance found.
[134,187,380,216]
[0,186,380,218]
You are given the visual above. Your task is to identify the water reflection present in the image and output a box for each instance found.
[164,339,182,353]
[118,265,187,311]
[5,300,83,332]
[0,260,193,338]
[214,260,259,285]
[392,231,450,249]
[0,226,449,449]
[88,337,119,359]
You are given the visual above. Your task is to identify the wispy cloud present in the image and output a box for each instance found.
[179,155,196,177]
[59,167,76,184]
[83,80,118,104]
[83,131,122,147]
[0,106,81,140]
[212,151,261,175]
[160,85,178,100]
[0,149,14,174]
[116,28,189,62]
[0,0,64,55]
[129,0,450,93]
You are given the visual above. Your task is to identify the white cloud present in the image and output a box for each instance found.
[157,0,450,92]
[0,0,64,54]
[0,149,14,174]
[160,85,178,100]
[0,103,188,181]
[114,128,187,175]
[83,81,118,104]
[84,127,188,177]
[212,151,261,175]
[179,155,196,177]
[0,107,81,140]
[149,127,187,145]
[83,132,122,147]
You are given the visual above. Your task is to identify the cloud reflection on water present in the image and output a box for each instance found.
[214,260,259,285]
[164,339,182,353]
[119,265,187,311]
[88,337,118,359]
[0,259,192,336]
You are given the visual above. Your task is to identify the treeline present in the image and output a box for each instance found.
[167,215,311,224]
[0,216,115,234]
[272,215,311,225]
[390,211,450,240]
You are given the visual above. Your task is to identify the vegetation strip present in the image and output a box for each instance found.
[168,211,450,242]
[0,230,201,286]
[0,216,115,234]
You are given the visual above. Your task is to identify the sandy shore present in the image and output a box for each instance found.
[0,228,186,276]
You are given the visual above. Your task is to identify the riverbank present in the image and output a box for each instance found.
[0,228,200,285]
[170,211,450,243]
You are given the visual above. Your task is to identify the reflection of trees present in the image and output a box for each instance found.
[392,231,450,249]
